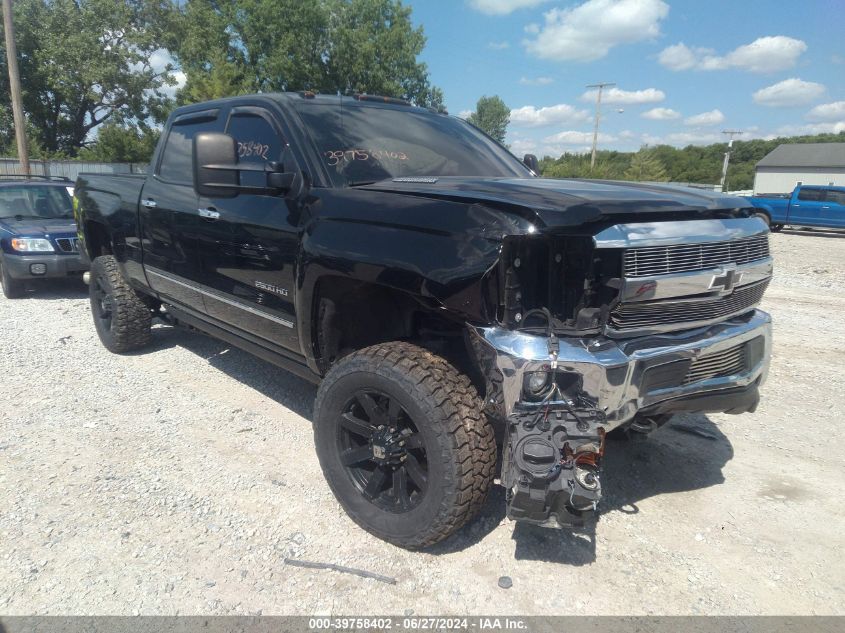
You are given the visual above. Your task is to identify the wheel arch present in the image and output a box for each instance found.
[308,274,485,396]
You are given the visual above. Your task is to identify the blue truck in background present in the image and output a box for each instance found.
[746,185,845,232]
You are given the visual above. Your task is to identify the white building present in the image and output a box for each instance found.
[753,142,845,194]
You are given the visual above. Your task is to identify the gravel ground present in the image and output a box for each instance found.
[1,228,844,616]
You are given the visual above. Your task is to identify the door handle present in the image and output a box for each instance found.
[141,198,157,208]
[198,207,220,220]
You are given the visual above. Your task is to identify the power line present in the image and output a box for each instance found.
[586,82,615,171]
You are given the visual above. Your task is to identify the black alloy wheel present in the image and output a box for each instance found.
[338,390,428,513]
[92,273,115,332]
[314,341,496,549]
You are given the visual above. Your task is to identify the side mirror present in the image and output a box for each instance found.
[523,153,539,174]
[194,132,239,198]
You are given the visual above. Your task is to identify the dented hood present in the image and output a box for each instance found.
[361,177,753,227]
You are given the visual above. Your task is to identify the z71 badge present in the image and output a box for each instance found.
[254,281,289,297]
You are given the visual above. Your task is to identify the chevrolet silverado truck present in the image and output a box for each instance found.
[746,184,845,232]
[0,176,88,298]
[74,93,773,549]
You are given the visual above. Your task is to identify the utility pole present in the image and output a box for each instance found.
[587,82,614,171]
[2,0,29,176]
[719,129,743,192]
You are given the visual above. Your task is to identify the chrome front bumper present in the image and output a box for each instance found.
[469,309,772,430]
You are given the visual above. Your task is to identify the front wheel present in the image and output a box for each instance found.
[771,223,784,233]
[89,255,152,353]
[1,260,25,299]
[314,342,496,549]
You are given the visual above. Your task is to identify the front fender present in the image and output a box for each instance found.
[293,189,536,370]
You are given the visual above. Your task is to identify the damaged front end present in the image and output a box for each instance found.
[468,218,773,528]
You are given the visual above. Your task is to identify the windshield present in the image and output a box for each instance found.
[0,185,73,219]
[295,101,531,186]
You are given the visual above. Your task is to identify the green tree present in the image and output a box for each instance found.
[624,148,669,182]
[466,95,510,144]
[176,0,443,108]
[77,122,160,163]
[0,0,181,156]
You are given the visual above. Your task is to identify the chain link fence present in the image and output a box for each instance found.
[0,158,147,181]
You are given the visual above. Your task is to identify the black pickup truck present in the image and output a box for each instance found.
[74,92,773,549]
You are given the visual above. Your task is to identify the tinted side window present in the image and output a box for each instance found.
[158,114,220,184]
[797,188,823,201]
[825,190,845,206]
[226,112,283,188]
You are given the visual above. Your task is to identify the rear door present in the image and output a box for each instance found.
[194,105,301,353]
[818,189,845,227]
[787,187,826,226]
[140,108,223,309]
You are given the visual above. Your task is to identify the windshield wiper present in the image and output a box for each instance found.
[0,214,42,220]
[346,180,379,187]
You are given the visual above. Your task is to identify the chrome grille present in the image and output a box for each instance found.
[56,237,80,253]
[610,279,769,332]
[683,343,747,385]
[624,233,770,277]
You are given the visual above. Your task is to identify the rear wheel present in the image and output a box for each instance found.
[89,255,152,353]
[314,342,495,549]
[0,260,25,299]
[771,223,784,232]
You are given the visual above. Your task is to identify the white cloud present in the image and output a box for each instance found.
[509,138,540,156]
[524,23,540,34]
[458,109,473,120]
[657,43,700,71]
[658,36,807,73]
[523,0,669,62]
[543,130,617,145]
[488,41,510,50]
[752,78,826,107]
[775,121,845,136]
[519,76,554,86]
[147,48,186,97]
[665,132,724,145]
[641,107,680,120]
[469,0,549,15]
[509,103,591,127]
[807,101,845,122]
[684,109,725,126]
[581,86,665,104]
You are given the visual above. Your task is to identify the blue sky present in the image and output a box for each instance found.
[405,0,845,156]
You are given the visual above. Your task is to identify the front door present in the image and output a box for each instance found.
[194,106,301,353]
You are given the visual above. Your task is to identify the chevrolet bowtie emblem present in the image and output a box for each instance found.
[710,266,744,293]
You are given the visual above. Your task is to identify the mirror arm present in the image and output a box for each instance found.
[201,162,271,173]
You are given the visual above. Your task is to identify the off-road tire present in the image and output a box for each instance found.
[89,255,152,353]
[0,260,25,299]
[314,341,496,549]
